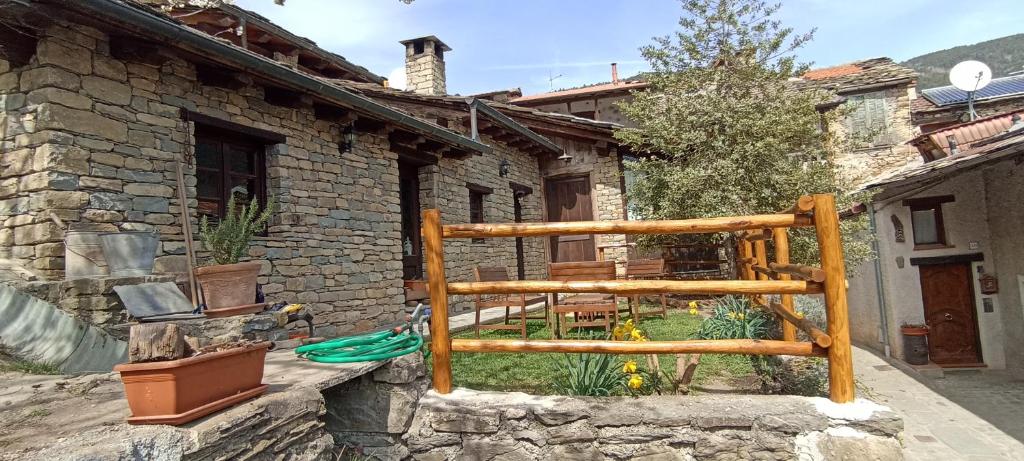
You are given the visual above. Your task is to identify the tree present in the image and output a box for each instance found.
[615,0,871,268]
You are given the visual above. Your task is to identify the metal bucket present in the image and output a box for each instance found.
[98,231,159,277]
[64,230,109,279]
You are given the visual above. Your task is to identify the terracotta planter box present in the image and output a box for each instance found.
[115,342,271,425]
[196,261,261,310]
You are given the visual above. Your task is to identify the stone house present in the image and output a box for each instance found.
[911,74,1024,134]
[509,63,647,127]
[0,0,633,336]
[846,116,1024,378]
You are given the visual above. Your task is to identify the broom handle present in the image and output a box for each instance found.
[175,161,200,308]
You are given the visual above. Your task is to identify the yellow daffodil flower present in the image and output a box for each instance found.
[737,313,745,320]
[795,311,805,319]
[628,373,643,389]
[624,319,635,332]
[689,307,699,315]
[630,328,644,341]
[726,311,737,319]
[623,360,637,374]
[613,326,625,340]
[688,301,698,309]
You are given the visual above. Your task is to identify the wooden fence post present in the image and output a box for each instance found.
[423,209,452,394]
[753,239,769,306]
[773,228,797,342]
[812,194,855,403]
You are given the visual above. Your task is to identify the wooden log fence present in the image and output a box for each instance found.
[423,193,856,403]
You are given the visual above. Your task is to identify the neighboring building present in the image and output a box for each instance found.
[513,57,921,187]
[510,63,647,127]
[0,0,634,336]
[847,116,1024,378]
[907,111,1022,162]
[912,74,1024,134]
[789,58,920,186]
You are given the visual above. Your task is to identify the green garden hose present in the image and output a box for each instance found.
[294,304,426,363]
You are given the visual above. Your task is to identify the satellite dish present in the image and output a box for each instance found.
[949,60,992,92]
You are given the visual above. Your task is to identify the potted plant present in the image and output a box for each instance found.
[115,324,270,425]
[900,323,930,366]
[196,196,273,315]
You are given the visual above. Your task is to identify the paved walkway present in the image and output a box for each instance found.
[854,346,1024,460]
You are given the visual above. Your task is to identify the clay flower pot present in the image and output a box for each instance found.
[900,325,929,336]
[115,342,271,425]
[195,261,261,309]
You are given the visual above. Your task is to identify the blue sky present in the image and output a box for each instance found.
[235,0,1024,96]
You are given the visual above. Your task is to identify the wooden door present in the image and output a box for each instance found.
[918,263,982,365]
[545,176,596,262]
[399,164,422,280]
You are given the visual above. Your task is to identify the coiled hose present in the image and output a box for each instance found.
[294,304,427,363]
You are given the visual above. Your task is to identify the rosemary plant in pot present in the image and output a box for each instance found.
[196,196,273,310]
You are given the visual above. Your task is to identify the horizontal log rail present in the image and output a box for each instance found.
[781,195,815,215]
[768,263,826,283]
[442,214,813,239]
[446,280,823,296]
[736,229,772,241]
[768,302,832,348]
[451,338,827,357]
[751,265,776,279]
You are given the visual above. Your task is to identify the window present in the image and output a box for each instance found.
[903,196,955,248]
[195,127,268,223]
[844,91,894,148]
[467,183,492,243]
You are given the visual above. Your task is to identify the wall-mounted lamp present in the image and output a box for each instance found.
[556,152,573,165]
[498,158,511,177]
[340,122,356,153]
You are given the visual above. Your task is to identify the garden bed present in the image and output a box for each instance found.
[433,309,759,395]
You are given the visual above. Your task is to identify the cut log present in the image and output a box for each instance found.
[128,323,187,363]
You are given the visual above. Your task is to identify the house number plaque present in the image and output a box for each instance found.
[979,273,998,295]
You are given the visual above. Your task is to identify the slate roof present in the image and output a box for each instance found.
[511,80,649,104]
[790,58,917,94]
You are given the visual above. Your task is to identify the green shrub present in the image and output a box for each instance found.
[199,196,274,265]
[553,352,624,396]
[695,296,773,341]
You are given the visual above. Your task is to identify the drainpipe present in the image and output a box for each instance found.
[469,103,479,141]
[868,203,892,357]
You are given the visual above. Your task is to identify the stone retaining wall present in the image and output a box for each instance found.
[397,390,904,461]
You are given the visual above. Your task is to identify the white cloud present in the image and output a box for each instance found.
[388,67,407,90]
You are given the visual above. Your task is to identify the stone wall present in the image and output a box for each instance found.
[0,21,407,335]
[329,386,903,461]
[404,40,446,96]
[833,85,920,187]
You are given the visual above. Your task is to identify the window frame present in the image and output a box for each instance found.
[466,182,493,244]
[902,195,955,249]
[194,125,269,223]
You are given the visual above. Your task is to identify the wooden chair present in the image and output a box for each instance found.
[625,258,669,320]
[549,261,619,338]
[473,267,550,339]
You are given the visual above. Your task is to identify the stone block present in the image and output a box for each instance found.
[89,191,132,211]
[132,196,169,212]
[34,143,90,174]
[19,66,81,92]
[373,352,426,384]
[82,209,122,222]
[27,87,92,110]
[14,222,64,245]
[124,183,173,197]
[36,39,92,74]
[36,103,128,143]
[93,55,127,81]
[82,76,131,106]
[80,176,123,191]
[30,190,89,209]
[18,171,78,192]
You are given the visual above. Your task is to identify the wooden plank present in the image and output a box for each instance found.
[451,338,827,357]
[423,209,452,394]
[447,280,822,295]
[773,228,797,342]
[128,323,186,363]
[812,194,855,403]
[443,214,814,239]
[769,302,831,348]
[768,263,826,283]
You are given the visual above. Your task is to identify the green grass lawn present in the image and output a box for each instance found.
[431,309,755,395]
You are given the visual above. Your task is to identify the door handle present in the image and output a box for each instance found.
[944,313,953,320]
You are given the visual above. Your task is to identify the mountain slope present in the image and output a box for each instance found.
[901,34,1024,90]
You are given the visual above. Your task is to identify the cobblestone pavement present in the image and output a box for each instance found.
[854,346,1024,460]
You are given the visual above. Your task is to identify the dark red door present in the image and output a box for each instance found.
[545,176,596,262]
[918,263,982,365]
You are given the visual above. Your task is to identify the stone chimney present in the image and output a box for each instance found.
[400,35,450,95]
